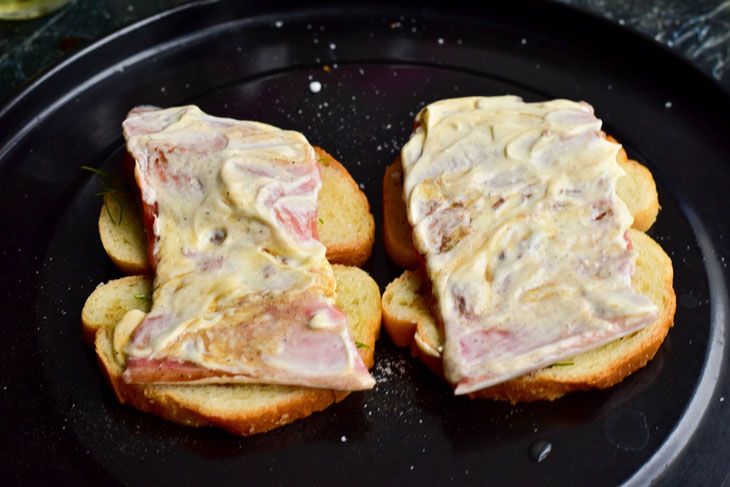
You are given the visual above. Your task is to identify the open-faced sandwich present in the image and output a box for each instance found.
[82,105,381,435]
[381,96,676,401]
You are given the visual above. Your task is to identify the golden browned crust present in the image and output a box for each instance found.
[314,147,375,266]
[381,229,676,402]
[90,266,380,435]
[96,328,351,435]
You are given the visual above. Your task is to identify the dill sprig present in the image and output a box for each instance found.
[81,166,130,225]
[355,341,370,349]
[547,362,574,368]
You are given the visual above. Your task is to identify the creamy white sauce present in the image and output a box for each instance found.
[401,96,657,394]
[119,106,373,390]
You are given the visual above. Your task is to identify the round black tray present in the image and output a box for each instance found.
[1,1,729,485]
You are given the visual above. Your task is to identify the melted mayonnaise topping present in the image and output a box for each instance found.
[118,106,373,390]
[401,96,657,394]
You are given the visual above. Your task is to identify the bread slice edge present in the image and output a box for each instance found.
[88,264,381,435]
[381,229,676,401]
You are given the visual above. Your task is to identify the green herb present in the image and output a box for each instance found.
[318,217,325,224]
[355,341,370,349]
[548,362,574,368]
[134,293,151,301]
[81,165,130,225]
[318,156,329,166]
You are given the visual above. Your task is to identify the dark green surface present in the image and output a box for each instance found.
[0,0,195,104]
[1,0,729,106]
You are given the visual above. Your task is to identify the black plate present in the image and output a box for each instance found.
[1,1,729,485]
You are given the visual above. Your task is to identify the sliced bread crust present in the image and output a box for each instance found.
[313,147,375,267]
[88,265,380,435]
[381,229,676,402]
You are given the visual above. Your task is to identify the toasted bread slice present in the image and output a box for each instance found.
[81,275,151,346]
[608,136,660,233]
[87,265,380,435]
[98,191,149,275]
[382,136,660,269]
[99,146,375,273]
[313,147,375,266]
[381,229,676,401]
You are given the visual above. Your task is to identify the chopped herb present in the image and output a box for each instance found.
[318,217,324,224]
[134,293,151,301]
[548,362,574,368]
[355,341,370,349]
[318,156,329,166]
[81,165,130,225]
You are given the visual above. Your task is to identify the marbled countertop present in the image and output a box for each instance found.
[1,0,729,105]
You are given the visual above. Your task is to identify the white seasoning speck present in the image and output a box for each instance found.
[437,38,444,44]
[329,43,336,50]
[341,435,347,442]
[665,101,673,108]
[309,81,322,93]
[521,38,527,45]
[721,397,725,402]
[274,20,283,28]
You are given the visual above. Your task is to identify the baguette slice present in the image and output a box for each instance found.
[98,191,149,275]
[98,146,375,273]
[381,229,676,402]
[86,265,380,435]
[314,147,375,267]
[382,135,660,269]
